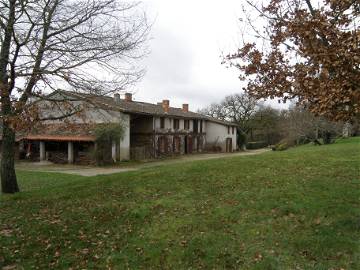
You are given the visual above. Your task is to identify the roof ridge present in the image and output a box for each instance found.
[52,90,236,125]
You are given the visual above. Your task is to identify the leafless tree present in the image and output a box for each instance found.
[0,0,150,193]
[200,92,259,134]
[221,93,259,134]
[198,103,227,121]
[281,105,343,144]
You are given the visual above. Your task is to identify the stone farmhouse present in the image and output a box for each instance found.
[13,90,237,164]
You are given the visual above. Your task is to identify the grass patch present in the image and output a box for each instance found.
[1,138,359,269]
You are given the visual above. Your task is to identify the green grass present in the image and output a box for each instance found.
[1,138,359,269]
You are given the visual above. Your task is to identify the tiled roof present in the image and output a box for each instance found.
[54,90,237,126]
[25,135,95,142]
[22,123,96,142]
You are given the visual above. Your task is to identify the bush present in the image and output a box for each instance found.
[237,131,247,149]
[297,137,311,145]
[246,141,268,149]
[272,142,289,151]
[94,123,124,165]
[323,131,334,144]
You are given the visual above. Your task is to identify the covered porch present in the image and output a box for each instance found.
[22,135,96,165]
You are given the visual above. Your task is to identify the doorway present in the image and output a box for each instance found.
[184,136,193,154]
[226,138,233,153]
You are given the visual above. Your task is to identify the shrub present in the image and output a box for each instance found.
[237,131,247,149]
[272,142,289,151]
[94,123,124,165]
[297,136,311,145]
[246,141,268,149]
[323,131,334,144]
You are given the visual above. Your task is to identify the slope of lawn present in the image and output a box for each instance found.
[1,138,359,269]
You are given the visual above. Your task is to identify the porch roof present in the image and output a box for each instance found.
[20,123,97,142]
[24,135,95,142]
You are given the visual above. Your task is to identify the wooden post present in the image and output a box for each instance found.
[112,141,117,163]
[68,141,74,164]
[39,141,46,161]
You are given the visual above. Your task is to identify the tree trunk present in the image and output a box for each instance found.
[1,122,19,193]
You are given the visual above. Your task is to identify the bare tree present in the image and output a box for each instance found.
[0,0,150,193]
[281,105,343,145]
[199,92,259,134]
[198,103,227,121]
[221,93,259,134]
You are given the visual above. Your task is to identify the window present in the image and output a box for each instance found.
[200,120,203,133]
[160,117,165,129]
[193,120,198,133]
[184,120,190,130]
[228,126,230,134]
[232,126,235,134]
[173,119,180,130]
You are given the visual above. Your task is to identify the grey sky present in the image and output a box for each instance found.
[132,0,286,111]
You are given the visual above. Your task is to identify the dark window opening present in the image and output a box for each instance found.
[228,126,230,134]
[173,119,180,130]
[200,120,203,133]
[184,120,190,130]
[193,120,198,133]
[160,117,165,129]
[232,126,235,134]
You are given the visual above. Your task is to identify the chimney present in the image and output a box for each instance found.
[182,104,189,112]
[114,93,120,103]
[162,99,170,113]
[125,92,132,102]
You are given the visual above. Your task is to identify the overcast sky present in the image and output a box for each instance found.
[131,0,286,111]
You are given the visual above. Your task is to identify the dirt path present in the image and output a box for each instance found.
[17,148,270,177]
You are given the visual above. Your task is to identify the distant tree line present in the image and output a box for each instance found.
[199,93,358,150]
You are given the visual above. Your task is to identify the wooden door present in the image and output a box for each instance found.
[158,136,167,154]
[187,136,193,154]
[173,137,180,153]
[226,138,233,153]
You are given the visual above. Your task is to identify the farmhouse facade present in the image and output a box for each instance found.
[12,91,237,164]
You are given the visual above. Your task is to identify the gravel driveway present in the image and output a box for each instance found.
[16,149,270,177]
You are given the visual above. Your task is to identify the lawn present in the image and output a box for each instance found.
[1,138,359,269]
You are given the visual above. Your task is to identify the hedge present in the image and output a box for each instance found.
[246,141,268,149]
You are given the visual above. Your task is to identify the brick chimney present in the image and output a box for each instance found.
[162,99,170,113]
[182,104,189,112]
[125,93,132,102]
[114,93,120,103]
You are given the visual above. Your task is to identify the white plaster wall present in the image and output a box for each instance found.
[167,118,172,130]
[179,119,184,130]
[39,94,121,124]
[205,121,237,151]
[153,117,208,134]
[154,116,173,132]
[37,93,131,160]
[119,112,130,161]
[154,117,160,129]
[202,120,207,133]
[189,119,194,132]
